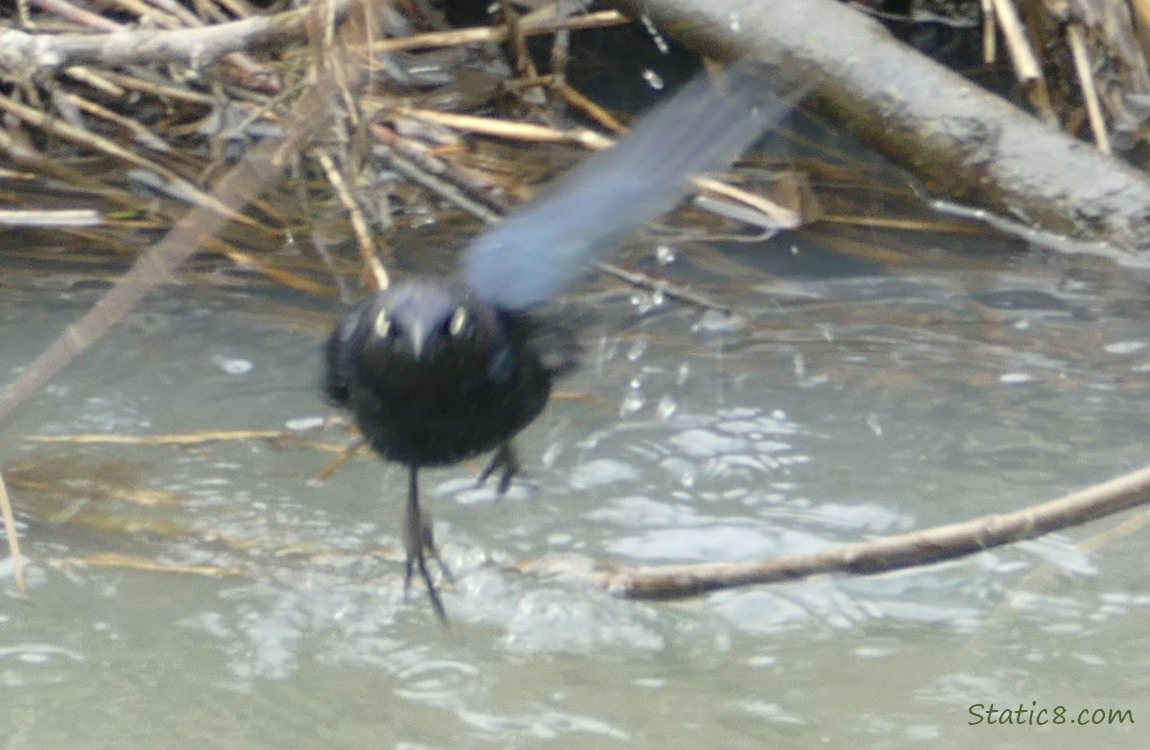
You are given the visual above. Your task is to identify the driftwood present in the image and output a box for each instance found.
[613,0,1150,259]
[586,462,1150,600]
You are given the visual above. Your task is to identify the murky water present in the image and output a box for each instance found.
[2,217,1148,748]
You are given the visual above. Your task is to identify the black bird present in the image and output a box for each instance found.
[324,65,804,621]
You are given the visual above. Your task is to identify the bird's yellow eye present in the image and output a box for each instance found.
[373,308,391,338]
[448,307,469,337]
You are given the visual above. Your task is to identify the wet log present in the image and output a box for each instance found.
[613,0,1150,259]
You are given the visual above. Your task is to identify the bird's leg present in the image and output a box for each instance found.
[402,465,449,624]
[477,442,521,496]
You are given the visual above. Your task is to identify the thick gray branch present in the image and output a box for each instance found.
[614,0,1150,258]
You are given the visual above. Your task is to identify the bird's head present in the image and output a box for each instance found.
[353,280,500,370]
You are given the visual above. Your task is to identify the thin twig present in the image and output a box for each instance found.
[555,82,626,133]
[60,66,127,96]
[397,107,614,148]
[26,428,312,445]
[372,126,505,222]
[81,68,216,104]
[370,9,627,53]
[592,261,732,313]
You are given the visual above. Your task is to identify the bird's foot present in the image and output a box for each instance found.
[477,443,521,496]
[403,467,452,624]
[402,524,452,624]
[420,517,454,584]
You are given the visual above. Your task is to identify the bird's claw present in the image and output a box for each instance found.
[402,535,451,625]
[403,468,452,624]
[477,443,521,496]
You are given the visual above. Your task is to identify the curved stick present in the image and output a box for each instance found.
[585,463,1150,600]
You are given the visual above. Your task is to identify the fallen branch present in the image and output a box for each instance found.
[612,0,1150,257]
[0,2,621,78]
[586,463,1150,599]
[0,0,354,76]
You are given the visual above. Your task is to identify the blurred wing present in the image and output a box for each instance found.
[462,66,805,311]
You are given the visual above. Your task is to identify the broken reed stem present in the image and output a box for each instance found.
[988,0,1057,124]
[314,149,390,290]
[0,470,25,592]
[26,428,320,445]
[590,463,1150,600]
[554,83,627,133]
[1066,23,1111,154]
[980,0,996,63]
[397,107,614,148]
[371,125,504,223]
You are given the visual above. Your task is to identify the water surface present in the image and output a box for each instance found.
[1,215,1147,748]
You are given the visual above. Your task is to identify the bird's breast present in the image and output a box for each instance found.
[346,340,552,466]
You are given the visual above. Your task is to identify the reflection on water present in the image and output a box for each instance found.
[2,227,1149,748]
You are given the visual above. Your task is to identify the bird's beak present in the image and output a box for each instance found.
[407,320,427,360]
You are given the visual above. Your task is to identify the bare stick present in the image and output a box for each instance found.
[588,463,1150,599]
[314,148,390,290]
[397,107,614,149]
[371,9,626,53]
[0,0,355,75]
